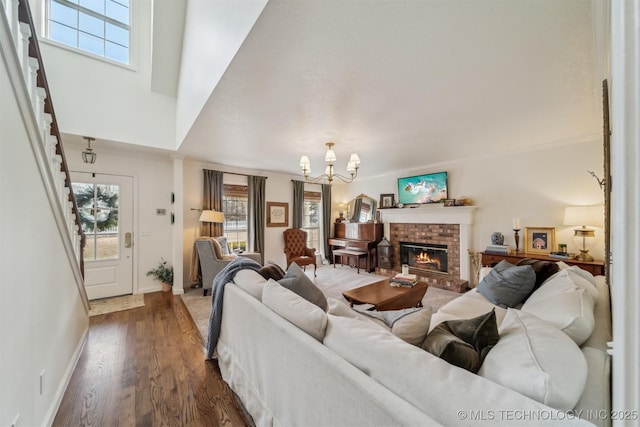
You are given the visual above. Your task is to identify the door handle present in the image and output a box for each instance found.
[125,232,132,248]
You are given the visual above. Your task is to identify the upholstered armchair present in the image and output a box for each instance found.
[194,237,261,296]
[283,228,317,276]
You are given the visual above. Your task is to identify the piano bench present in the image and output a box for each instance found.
[333,249,368,274]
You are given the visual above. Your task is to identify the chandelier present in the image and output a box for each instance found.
[82,136,96,164]
[299,142,360,184]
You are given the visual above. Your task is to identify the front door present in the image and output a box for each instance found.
[71,172,134,300]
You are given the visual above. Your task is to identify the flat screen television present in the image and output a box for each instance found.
[397,171,448,205]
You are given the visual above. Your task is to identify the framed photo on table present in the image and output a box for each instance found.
[267,202,288,227]
[379,194,395,208]
[524,227,556,255]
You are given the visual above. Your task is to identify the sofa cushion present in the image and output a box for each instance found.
[557,261,597,285]
[574,347,611,425]
[233,269,268,301]
[280,262,328,311]
[522,271,595,345]
[476,260,535,308]
[478,309,588,411]
[421,309,499,373]
[259,261,286,281]
[262,279,328,341]
[550,268,599,304]
[327,298,432,346]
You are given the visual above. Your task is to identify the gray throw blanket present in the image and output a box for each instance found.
[206,257,262,359]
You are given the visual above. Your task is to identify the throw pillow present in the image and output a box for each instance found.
[516,258,560,288]
[233,269,267,301]
[421,309,499,373]
[476,260,535,308]
[215,236,230,255]
[259,261,286,281]
[478,309,588,411]
[327,298,432,346]
[522,269,596,345]
[280,262,328,311]
[262,279,328,341]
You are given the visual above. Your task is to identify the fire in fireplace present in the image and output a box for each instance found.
[400,242,448,274]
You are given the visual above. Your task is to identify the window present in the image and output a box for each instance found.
[222,184,248,251]
[47,0,130,64]
[303,191,321,251]
[71,182,119,260]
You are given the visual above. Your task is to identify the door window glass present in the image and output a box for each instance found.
[72,182,120,260]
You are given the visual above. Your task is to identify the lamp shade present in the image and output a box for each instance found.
[199,210,224,223]
[563,206,604,227]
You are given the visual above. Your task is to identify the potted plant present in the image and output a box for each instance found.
[147,258,174,292]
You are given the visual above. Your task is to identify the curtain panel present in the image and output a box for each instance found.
[249,175,266,263]
[202,169,224,237]
[292,180,305,228]
[321,184,332,260]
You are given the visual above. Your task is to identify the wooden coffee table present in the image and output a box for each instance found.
[342,279,428,311]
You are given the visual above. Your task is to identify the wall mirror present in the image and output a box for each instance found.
[347,194,377,222]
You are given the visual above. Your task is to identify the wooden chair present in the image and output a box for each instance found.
[283,228,317,276]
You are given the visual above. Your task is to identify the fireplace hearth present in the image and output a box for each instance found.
[400,241,448,274]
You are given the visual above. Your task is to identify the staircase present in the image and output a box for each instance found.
[1,0,89,311]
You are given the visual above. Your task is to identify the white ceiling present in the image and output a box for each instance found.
[175,0,601,179]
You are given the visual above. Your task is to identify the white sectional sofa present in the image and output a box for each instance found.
[214,263,611,426]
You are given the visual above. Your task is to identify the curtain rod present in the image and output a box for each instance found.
[203,169,268,179]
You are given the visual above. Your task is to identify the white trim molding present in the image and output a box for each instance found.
[610,0,640,421]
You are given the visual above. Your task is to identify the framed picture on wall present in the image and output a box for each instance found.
[524,227,556,255]
[267,202,289,227]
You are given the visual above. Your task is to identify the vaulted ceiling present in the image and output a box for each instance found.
[176,0,602,179]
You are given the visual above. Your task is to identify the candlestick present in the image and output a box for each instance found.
[514,229,521,252]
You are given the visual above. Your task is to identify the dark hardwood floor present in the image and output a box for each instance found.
[53,291,251,427]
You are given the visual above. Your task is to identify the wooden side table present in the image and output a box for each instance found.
[480,252,605,276]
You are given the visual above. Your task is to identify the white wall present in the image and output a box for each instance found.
[176,0,267,145]
[29,0,177,150]
[1,48,88,427]
[182,159,304,286]
[340,138,605,267]
[64,143,175,294]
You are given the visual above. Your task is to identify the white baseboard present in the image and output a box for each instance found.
[44,325,89,426]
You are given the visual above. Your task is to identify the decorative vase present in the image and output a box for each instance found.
[491,232,504,245]
[161,282,172,292]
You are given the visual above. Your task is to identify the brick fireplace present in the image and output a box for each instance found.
[378,205,476,293]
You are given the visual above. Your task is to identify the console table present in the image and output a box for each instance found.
[480,252,605,276]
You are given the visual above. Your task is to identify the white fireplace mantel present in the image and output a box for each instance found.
[379,205,477,282]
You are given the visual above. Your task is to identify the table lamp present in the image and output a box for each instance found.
[563,205,604,261]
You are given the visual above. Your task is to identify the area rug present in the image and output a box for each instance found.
[88,294,145,317]
[181,265,462,342]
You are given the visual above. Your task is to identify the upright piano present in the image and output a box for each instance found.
[328,222,384,272]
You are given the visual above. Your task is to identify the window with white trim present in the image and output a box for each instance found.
[222,184,248,252]
[303,191,321,251]
[47,0,130,64]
